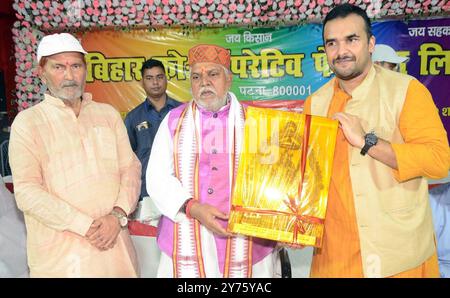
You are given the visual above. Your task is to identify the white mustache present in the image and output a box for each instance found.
[61,81,78,88]
[199,87,216,95]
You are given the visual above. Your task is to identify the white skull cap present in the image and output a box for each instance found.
[37,33,87,63]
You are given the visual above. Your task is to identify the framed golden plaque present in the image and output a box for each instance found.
[228,106,338,247]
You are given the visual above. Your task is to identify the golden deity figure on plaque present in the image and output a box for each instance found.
[228,106,338,247]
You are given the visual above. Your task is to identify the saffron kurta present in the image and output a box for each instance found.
[9,93,141,277]
[304,79,447,277]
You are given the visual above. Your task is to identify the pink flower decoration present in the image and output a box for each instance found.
[22,102,29,109]
[200,7,207,14]
[146,0,154,5]
[309,1,316,9]
[162,0,169,5]
[299,5,307,13]
[322,6,329,14]
[279,1,287,9]
[294,0,302,7]
[93,0,100,8]
[171,6,177,13]
[254,9,261,15]
[86,7,94,15]
[229,3,237,11]
[185,5,192,13]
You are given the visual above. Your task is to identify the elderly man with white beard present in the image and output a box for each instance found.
[146,44,280,278]
[9,33,141,277]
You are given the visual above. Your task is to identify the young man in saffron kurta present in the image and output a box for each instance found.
[9,33,141,277]
[303,4,449,277]
[146,44,279,277]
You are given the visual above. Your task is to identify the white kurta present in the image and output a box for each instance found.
[147,97,280,277]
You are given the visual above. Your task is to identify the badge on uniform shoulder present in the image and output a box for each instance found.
[136,121,150,131]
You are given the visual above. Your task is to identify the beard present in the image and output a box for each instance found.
[193,87,228,112]
[47,80,84,102]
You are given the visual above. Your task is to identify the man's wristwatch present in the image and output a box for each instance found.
[360,132,378,156]
[111,210,128,228]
